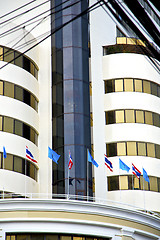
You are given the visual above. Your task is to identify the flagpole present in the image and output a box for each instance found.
[3,154,4,199]
[68,166,69,199]
[25,158,26,198]
[143,171,146,210]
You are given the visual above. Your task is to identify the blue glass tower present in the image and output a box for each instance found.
[51,0,92,196]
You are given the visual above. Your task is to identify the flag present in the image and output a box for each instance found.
[132,163,141,179]
[143,168,150,183]
[48,146,60,164]
[3,146,7,159]
[119,158,130,172]
[88,150,99,167]
[68,152,73,170]
[104,154,113,172]
[26,146,37,163]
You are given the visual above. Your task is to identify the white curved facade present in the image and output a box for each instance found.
[0,0,52,196]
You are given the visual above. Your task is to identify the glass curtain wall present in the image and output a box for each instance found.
[51,0,92,197]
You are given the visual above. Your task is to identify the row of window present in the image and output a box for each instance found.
[0,46,38,79]
[0,115,38,145]
[0,191,26,199]
[104,78,160,97]
[105,109,160,127]
[106,142,160,159]
[6,234,108,240]
[116,37,146,46]
[0,152,37,181]
[0,80,38,111]
[108,175,160,192]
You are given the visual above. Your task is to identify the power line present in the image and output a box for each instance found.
[0,0,36,19]
[0,0,102,71]
[0,0,81,60]
[0,0,50,25]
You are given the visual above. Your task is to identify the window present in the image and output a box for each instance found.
[116,110,124,123]
[120,175,128,189]
[136,110,144,123]
[4,82,14,98]
[0,81,3,95]
[23,123,30,140]
[153,113,160,127]
[127,142,137,155]
[151,82,158,96]
[106,111,115,124]
[105,80,114,93]
[23,56,30,72]
[137,142,146,156]
[145,112,153,125]
[150,177,158,192]
[3,117,14,133]
[4,154,13,171]
[155,145,160,158]
[3,47,14,63]
[117,142,126,155]
[14,52,23,68]
[0,116,2,131]
[15,120,23,136]
[115,79,123,92]
[134,79,142,92]
[147,143,155,158]
[107,143,117,157]
[143,80,151,94]
[108,176,119,191]
[125,110,135,123]
[15,86,23,101]
[0,47,3,61]
[124,78,133,92]
[14,156,23,173]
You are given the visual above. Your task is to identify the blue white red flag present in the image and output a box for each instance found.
[68,152,73,170]
[104,154,113,172]
[26,146,37,163]
[132,163,141,179]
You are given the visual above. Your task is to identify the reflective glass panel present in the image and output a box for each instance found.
[30,128,35,143]
[155,144,160,159]
[30,62,35,75]
[0,47,3,60]
[46,235,59,240]
[115,79,123,92]
[105,80,114,93]
[0,81,3,95]
[14,120,23,136]
[147,143,155,157]
[145,112,153,125]
[108,176,119,191]
[153,113,160,127]
[125,110,135,123]
[0,153,2,168]
[15,86,23,101]
[117,142,126,155]
[151,82,158,96]
[107,143,117,157]
[150,176,158,192]
[143,80,151,94]
[127,142,137,155]
[14,156,23,173]
[4,82,14,98]
[15,52,23,68]
[0,116,2,131]
[4,154,13,171]
[134,176,140,189]
[120,176,128,189]
[124,78,133,92]
[134,79,142,92]
[30,95,35,109]
[90,113,93,127]
[60,237,71,240]
[30,163,35,179]
[4,47,14,63]
[106,111,115,124]
[3,117,14,133]
[137,142,146,156]
[140,176,149,190]
[116,110,124,123]
[135,110,144,123]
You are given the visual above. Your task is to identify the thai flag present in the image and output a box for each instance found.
[104,154,113,172]
[68,152,73,170]
[132,163,141,179]
[26,146,37,163]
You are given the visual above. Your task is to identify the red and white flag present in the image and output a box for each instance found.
[68,152,73,170]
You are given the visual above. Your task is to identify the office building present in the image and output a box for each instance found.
[0,0,159,239]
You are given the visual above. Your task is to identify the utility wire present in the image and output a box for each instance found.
[0,0,81,59]
[0,0,102,71]
[0,0,50,25]
[0,0,36,19]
